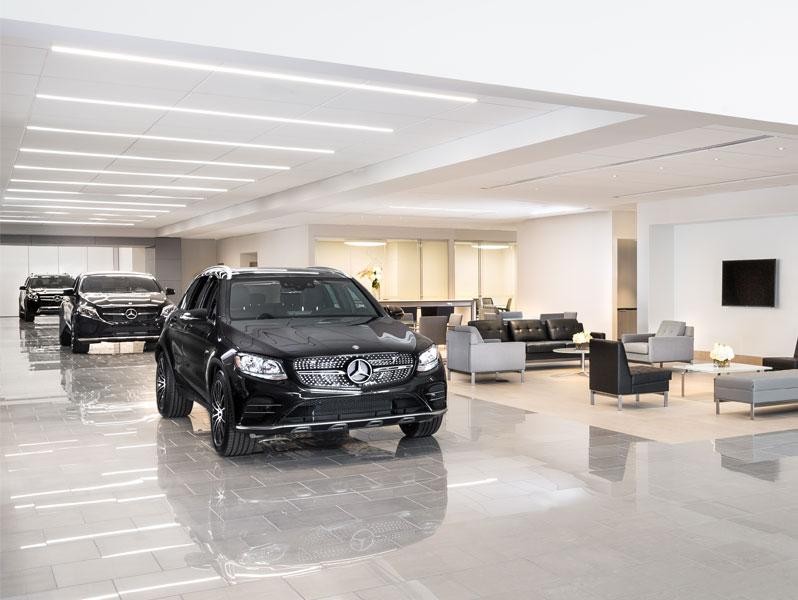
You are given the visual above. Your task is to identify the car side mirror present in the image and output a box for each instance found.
[19,286,26,291]
[165,287,176,296]
[180,308,208,321]
[62,289,75,296]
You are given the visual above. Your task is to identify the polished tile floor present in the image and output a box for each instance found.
[3,316,798,599]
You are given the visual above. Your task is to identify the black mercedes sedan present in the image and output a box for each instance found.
[18,273,74,321]
[155,266,447,456]
[59,271,175,354]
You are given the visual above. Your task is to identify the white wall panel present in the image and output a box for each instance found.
[0,246,29,316]
[118,247,134,272]
[28,246,59,274]
[58,246,87,277]
[87,246,114,271]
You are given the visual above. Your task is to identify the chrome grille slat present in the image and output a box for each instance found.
[292,352,414,389]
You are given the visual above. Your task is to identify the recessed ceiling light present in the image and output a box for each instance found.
[14,165,254,183]
[27,125,334,154]
[3,204,168,213]
[0,219,134,226]
[10,178,226,192]
[778,146,785,151]
[658,166,665,171]
[713,157,719,161]
[4,196,185,208]
[344,241,386,247]
[20,148,290,171]
[472,244,510,250]
[611,174,618,178]
[5,188,81,194]
[37,94,394,133]
[51,46,478,103]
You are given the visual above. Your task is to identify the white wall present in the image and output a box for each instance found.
[180,239,217,286]
[516,211,613,334]
[674,216,798,356]
[217,226,311,268]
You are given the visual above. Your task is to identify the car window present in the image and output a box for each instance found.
[229,277,378,320]
[80,275,161,293]
[181,276,208,310]
[197,277,219,316]
[28,275,73,288]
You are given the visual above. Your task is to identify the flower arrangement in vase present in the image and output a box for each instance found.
[572,331,591,350]
[710,343,735,368]
[357,265,382,299]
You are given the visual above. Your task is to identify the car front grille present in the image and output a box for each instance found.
[100,307,160,324]
[292,352,415,389]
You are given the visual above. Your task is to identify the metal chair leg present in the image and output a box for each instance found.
[617,395,623,411]
[750,403,755,420]
[715,397,720,415]
[520,370,525,383]
[589,390,595,405]
[447,369,451,381]
[663,391,669,407]
[635,394,640,403]
[470,373,475,385]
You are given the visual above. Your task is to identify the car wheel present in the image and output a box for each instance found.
[23,308,35,322]
[400,414,444,438]
[209,370,256,457]
[155,354,193,418]
[58,314,71,347]
[143,341,157,352]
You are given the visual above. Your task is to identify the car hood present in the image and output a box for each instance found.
[81,292,170,307]
[228,316,423,358]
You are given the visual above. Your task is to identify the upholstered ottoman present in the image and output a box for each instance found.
[714,370,798,419]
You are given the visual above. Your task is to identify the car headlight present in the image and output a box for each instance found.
[235,353,287,380]
[29,292,39,301]
[417,345,440,372]
[76,303,101,320]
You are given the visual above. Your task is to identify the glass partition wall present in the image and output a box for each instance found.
[314,238,515,305]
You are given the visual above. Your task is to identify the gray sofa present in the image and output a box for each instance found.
[714,370,798,419]
[622,320,695,365]
[446,325,526,384]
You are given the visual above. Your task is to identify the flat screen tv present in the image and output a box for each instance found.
[722,259,777,307]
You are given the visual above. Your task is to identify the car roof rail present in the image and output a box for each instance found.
[201,265,234,280]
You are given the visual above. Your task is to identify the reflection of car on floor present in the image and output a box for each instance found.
[156,418,447,582]
[59,271,175,354]
[18,273,73,322]
[155,266,447,456]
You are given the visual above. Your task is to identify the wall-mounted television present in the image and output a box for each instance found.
[722,259,777,307]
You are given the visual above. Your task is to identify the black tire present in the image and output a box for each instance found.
[209,370,256,457]
[143,340,157,352]
[59,315,71,347]
[155,354,193,418]
[400,414,444,438]
[23,309,35,322]
[70,332,90,354]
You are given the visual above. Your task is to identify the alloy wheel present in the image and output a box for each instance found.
[155,357,167,411]
[211,379,226,448]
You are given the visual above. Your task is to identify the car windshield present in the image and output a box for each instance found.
[229,277,378,320]
[29,275,73,288]
[80,275,161,294]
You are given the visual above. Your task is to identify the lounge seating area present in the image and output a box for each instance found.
[446,324,526,384]
[621,320,695,366]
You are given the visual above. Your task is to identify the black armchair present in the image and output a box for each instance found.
[589,339,672,410]
[762,338,798,371]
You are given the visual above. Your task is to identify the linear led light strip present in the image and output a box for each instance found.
[37,94,394,132]
[7,188,205,200]
[11,178,225,192]
[20,522,179,549]
[52,46,477,103]
[27,125,333,154]
[0,219,134,226]
[388,205,496,213]
[5,196,185,207]
[15,165,254,183]
[3,204,164,214]
[20,148,289,171]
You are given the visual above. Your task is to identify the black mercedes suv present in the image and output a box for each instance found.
[19,273,74,321]
[59,271,175,354]
[155,266,447,456]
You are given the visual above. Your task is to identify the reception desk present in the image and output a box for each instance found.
[389,299,477,322]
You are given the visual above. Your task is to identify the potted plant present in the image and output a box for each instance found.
[710,343,735,368]
[572,330,591,350]
[357,265,382,299]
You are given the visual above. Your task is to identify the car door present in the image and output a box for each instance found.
[168,276,207,386]
[180,276,219,394]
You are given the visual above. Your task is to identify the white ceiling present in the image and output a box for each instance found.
[2,20,797,237]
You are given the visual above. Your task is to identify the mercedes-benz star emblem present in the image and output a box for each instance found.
[124,308,138,320]
[346,358,372,384]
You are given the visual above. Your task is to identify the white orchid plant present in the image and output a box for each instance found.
[357,265,382,294]
[572,331,591,346]
[710,343,735,367]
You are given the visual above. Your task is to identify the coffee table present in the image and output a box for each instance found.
[671,362,773,396]
[553,347,589,376]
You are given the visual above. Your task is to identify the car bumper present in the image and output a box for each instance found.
[74,314,163,343]
[227,362,447,435]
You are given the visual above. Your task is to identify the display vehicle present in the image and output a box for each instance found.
[18,273,73,321]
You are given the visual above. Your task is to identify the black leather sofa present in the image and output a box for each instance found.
[468,318,605,361]
[763,338,798,371]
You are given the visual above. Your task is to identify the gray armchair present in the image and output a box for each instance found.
[446,326,526,384]
[622,320,694,366]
